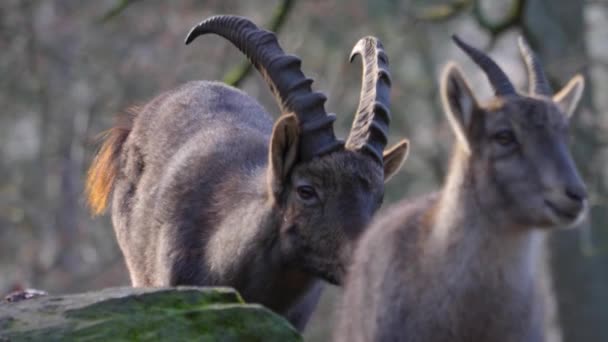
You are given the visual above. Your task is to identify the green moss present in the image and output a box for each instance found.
[1,287,301,342]
[66,287,242,319]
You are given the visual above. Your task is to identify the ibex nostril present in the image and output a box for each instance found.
[565,187,587,202]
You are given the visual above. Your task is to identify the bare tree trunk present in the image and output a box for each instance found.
[524,1,608,340]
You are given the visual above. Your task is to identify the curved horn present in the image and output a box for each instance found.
[346,36,391,164]
[517,36,552,96]
[452,35,516,96]
[185,15,341,160]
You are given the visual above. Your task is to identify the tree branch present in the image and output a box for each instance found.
[223,0,296,87]
[99,0,143,23]
[411,0,472,22]
[473,0,525,37]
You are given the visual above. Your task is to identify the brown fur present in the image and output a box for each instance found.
[86,108,137,215]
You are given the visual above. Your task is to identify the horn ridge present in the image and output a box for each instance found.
[517,36,552,95]
[185,15,340,160]
[346,36,392,164]
[300,115,337,132]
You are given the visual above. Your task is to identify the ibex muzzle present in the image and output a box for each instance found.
[86,15,407,330]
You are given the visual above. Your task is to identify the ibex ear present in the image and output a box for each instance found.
[268,114,300,198]
[553,74,584,118]
[440,62,478,154]
[383,139,409,183]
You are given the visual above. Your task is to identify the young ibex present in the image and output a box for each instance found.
[336,36,587,342]
[86,15,408,330]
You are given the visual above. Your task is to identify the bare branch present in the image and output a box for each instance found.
[99,0,143,23]
[411,0,472,22]
[223,0,296,87]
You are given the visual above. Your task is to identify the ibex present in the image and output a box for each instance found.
[336,36,587,342]
[86,15,408,330]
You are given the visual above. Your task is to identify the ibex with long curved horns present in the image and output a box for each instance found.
[335,36,587,342]
[86,15,408,330]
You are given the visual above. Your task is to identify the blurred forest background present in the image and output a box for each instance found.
[1,0,607,340]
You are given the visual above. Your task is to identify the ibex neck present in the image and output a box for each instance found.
[209,166,319,316]
[432,146,477,244]
[430,146,543,276]
[205,166,282,280]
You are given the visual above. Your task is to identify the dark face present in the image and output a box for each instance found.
[278,151,384,284]
[470,97,587,229]
[267,113,407,284]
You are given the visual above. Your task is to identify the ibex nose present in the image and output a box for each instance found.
[551,142,587,205]
[565,184,587,203]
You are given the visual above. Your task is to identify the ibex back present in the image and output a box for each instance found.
[86,15,408,330]
[336,36,587,342]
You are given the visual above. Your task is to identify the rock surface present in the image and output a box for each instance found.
[0,286,301,341]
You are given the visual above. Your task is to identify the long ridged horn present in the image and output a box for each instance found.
[517,36,552,96]
[452,35,516,96]
[185,15,341,160]
[346,36,391,164]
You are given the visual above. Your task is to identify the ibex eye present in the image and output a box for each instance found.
[493,130,516,146]
[297,186,317,201]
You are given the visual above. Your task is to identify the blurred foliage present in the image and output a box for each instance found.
[99,0,143,22]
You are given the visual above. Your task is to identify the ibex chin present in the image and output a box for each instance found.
[336,36,587,342]
[86,15,408,330]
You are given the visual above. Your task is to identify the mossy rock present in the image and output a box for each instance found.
[0,286,301,341]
